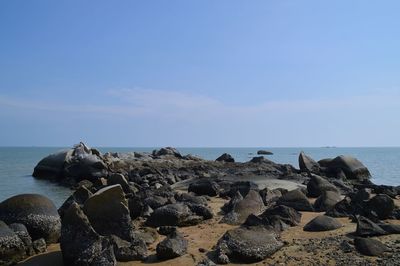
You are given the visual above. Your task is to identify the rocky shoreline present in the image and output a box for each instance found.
[1,143,400,265]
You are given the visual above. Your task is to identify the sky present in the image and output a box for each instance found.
[0,1,400,147]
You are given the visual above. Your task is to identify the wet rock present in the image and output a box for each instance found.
[356,216,387,237]
[299,152,321,174]
[0,194,61,243]
[307,174,339,197]
[366,194,395,220]
[303,215,342,232]
[216,153,235,163]
[83,185,134,241]
[188,179,220,196]
[221,190,264,225]
[32,238,47,254]
[216,226,283,263]
[146,203,202,227]
[156,231,188,260]
[60,202,116,265]
[354,237,389,256]
[0,220,26,265]
[314,191,342,212]
[277,189,314,211]
[257,150,273,155]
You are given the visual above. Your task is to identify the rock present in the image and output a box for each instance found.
[176,193,208,206]
[9,223,32,253]
[307,175,339,197]
[156,231,188,260]
[222,181,259,198]
[58,186,93,219]
[277,189,314,211]
[221,190,264,225]
[351,188,371,204]
[259,188,282,207]
[32,149,71,179]
[257,150,273,155]
[146,203,202,227]
[249,156,269,163]
[83,185,134,241]
[60,202,116,266]
[378,223,400,234]
[32,238,47,254]
[0,220,26,265]
[366,194,395,220]
[216,226,283,263]
[134,227,158,245]
[356,216,387,237]
[158,226,177,236]
[144,195,169,210]
[187,204,213,220]
[314,191,342,212]
[324,155,371,181]
[299,152,320,174]
[216,153,235,163]
[221,191,243,214]
[152,147,182,158]
[354,237,389,256]
[108,173,131,194]
[325,197,354,217]
[188,179,220,196]
[260,205,302,227]
[0,194,61,243]
[303,215,342,232]
[110,235,147,261]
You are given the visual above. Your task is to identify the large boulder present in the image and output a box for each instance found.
[156,231,188,260]
[313,191,342,212]
[303,215,342,232]
[245,205,301,231]
[9,223,33,255]
[355,216,387,237]
[146,203,202,227]
[277,189,314,211]
[325,197,354,218]
[58,186,93,219]
[299,152,320,174]
[32,149,71,179]
[216,153,235,163]
[216,226,283,263]
[0,194,61,243]
[188,179,220,197]
[307,175,339,198]
[221,190,265,225]
[366,194,395,220]
[324,155,371,181]
[60,202,116,265]
[83,185,134,241]
[0,221,27,265]
[354,237,389,256]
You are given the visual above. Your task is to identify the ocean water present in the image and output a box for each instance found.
[0,147,399,207]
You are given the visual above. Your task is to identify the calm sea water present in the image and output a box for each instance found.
[0,147,399,207]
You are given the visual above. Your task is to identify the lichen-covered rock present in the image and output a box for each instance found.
[0,220,26,265]
[60,202,116,266]
[83,185,134,241]
[156,231,188,260]
[0,194,60,243]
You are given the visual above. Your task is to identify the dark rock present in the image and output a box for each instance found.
[0,220,26,265]
[32,149,71,179]
[60,202,116,265]
[249,156,270,163]
[340,240,354,253]
[366,194,395,220]
[83,185,134,241]
[259,188,282,207]
[9,223,32,252]
[144,195,169,210]
[216,226,283,263]
[156,231,188,260]
[0,194,61,243]
[134,227,158,245]
[222,181,259,198]
[354,237,389,256]
[324,155,371,181]
[356,216,387,237]
[299,152,320,174]
[303,215,342,232]
[146,203,202,227]
[188,179,220,196]
[277,189,314,211]
[58,186,93,219]
[108,173,131,194]
[152,147,182,158]
[257,150,273,155]
[32,238,47,254]
[216,153,235,163]
[325,197,354,218]
[158,226,177,236]
[260,205,302,227]
[221,190,264,225]
[110,235,147,261]
[176,193,208,206]
[221,191,243,214]
[378,223,400,234]
[187,204,213,220]
[307,174,339,198]
[314,191,342,212]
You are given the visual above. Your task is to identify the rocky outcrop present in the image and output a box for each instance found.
[303,215,342,232]
[0,194,60,243]
[156,231,188,260]
[216,226,283,263]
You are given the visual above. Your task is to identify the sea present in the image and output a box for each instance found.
[0,147,399,207]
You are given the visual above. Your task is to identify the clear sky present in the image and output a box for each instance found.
[1,1,400,147]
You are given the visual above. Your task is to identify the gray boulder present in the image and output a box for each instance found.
[108,173,131,194]
[257,150,273,155]
[314,191,342,212]
[83,185,134,242]
[188,179,220,196]
[216,226,283,263]
[307,174,339,198]
[0,221,26,265]
[0,194,60,243]
[324,155,371,181]
[366,194,395,220]
[303,215,342,232]
[58,186,93,219]
[32,149,71,179]
[277,189,314,211]
[60,202,116,266]
[146,203,202,227]
[9,223,33,255]
[156,231,188,260]
[299,152,320,174]
[325,197,354,218]
[354,237,389,256]
[216,153,235,163]
[110,235,147,262]
[356,216,387,237]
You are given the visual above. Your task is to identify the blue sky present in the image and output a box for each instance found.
[1,1,400,147]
